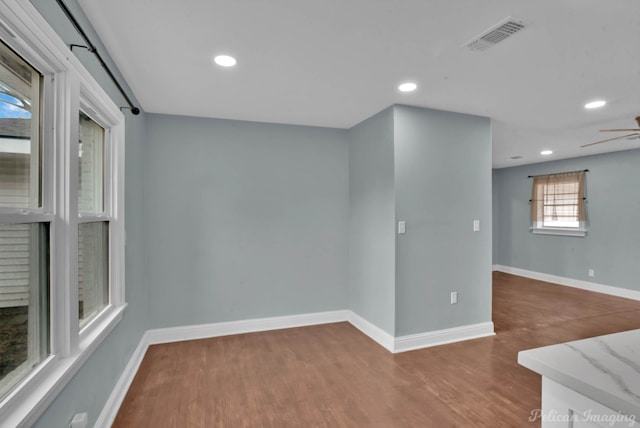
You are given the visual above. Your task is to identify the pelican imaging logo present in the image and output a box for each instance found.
[529,409,637,426]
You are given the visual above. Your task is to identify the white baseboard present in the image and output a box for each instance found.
[493,265,640,301]
[144,310,350,345]
[94,332,150,428]
[94,310,349,427]
[347,312,395,352]
[96,310,496,426]
[394,322,495,353]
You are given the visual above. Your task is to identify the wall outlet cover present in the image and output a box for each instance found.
[70,413,88,428]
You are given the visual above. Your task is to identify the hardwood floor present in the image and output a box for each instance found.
[113,272,640,427]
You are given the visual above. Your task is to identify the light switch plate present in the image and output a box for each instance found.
[473,220,480,232]
[398,221,406,234]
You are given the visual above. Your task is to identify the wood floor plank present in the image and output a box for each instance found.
[113,272,640,427]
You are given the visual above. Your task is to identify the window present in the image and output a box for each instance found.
[0,40,49,400]
[78,221,109,326]
[0,2,126,425]
[78,113,108,327]
[530,170,587,236]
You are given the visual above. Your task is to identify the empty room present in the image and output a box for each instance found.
[1,1,639,427]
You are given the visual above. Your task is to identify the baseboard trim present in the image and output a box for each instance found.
[96,310,496,426]
[493,265,640,301]
[145,310,350,345]
[94,310,350,427]
[94,332,150,428]
[347,312,395,352]
[394,322,496,353]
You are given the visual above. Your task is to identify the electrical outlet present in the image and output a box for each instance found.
[69,413,88,428]
[588,269,594,277]
[450,291,458,305]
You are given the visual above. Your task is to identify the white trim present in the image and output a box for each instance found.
[394,322,495,353]
[95,310,349,427]
[145,310,350,345]
[0,305,125,428]
[94,328,149,428]
[0,0,127,425]
[530,227,586,237]
[347,312,395,352]
[96,310,497,426]
[493,265,640,301]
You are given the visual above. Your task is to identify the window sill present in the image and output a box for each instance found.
[0,304,127,427]
[530,227,587,237]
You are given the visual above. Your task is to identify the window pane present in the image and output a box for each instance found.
[78,222,108,327]
[78,113,104,213]
[0,41,42,208]
[0,223,50,399]
[542,180,580,228]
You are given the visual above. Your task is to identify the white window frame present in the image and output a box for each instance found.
[0,1,126,426]
[530,176,587,238]
[531,226,586,237]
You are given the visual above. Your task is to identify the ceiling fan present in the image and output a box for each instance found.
[581,116,640,148]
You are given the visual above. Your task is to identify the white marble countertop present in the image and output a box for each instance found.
[518,329,640,418]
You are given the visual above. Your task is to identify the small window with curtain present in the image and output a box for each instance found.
[530,170,587,236]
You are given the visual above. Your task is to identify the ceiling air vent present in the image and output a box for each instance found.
[463,17,526,51]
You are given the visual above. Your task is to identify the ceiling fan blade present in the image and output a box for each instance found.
[581,133,640,148]
[600,128,640,132]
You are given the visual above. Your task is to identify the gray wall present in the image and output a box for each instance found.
[493,149,640,291]
[393,106,492,336]
[492,169,500,264]
[31,1,149,427]
[347,108,396,335]
[145,114,349,328]
[26,3,494,424]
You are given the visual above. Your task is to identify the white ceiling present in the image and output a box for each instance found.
[78,0,640,168]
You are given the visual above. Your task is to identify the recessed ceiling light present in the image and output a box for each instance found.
[584,100,606,109]
[541,150,553,155]
[398,82,417,92]
[214,55,237,67]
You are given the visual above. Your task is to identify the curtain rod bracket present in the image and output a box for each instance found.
[70,44,95,53]
[56,0,140,116]
[120,106,141,115]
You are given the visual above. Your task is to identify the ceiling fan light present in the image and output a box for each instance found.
[584,100,606,109]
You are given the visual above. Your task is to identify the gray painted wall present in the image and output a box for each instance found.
[492,169,500,264]
[26,3,495,425]
[347,108,396,335]
[493,149,640,291]
[393,106,492,336]
[145,114,349,328]
[30,1,149,427]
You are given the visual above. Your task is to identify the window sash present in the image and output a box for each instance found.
[0,222,49,400]
[0,40,43,210]
[78,111,105,214]
[78,221,109,328]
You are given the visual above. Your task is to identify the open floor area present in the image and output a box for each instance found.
[113,273,640,427]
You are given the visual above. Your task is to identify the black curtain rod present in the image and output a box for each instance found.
[529,197,587,202]
[55,0,140,115]
[528,169,589,178]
